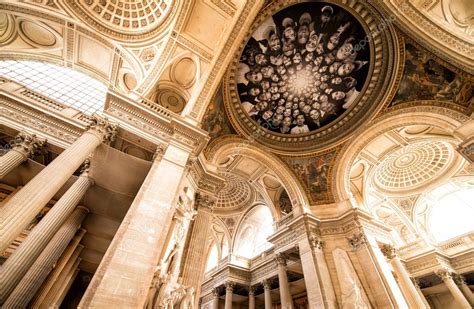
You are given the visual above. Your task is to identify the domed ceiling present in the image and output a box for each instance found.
[62,0,174,42]
[223,0,400,154]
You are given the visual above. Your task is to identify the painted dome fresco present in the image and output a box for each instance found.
[224,0,400,154]
[236,2,370,135]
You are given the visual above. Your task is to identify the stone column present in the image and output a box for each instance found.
[0,131,46,178]
[347,231,395,308]
[248,286,256,309]
[30,230,86,307]
[436,269,471,309]
[263,279,272,309]
[0,162,93,302]
[182,194,214,307]
[411,278,432,309]
[224,281,235,309]
[276,253,294,309]
[79,144,193,308]
[299,235,336,308]
[2,206,89,308]
[0,115,116,252]
[453,273,474,306]
[212,287,220,309]
[380,244,429,308]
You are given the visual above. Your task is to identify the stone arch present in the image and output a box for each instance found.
[205,136,310,215]
[332,104,469,203]
[231,203,275,259]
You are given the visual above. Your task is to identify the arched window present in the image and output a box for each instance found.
[424,179,474,242]
[233,204,274,259]
[205,243,219,272]
[0,60,107,115]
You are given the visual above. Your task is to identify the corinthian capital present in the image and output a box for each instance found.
[152,144,167,161]
[347,232,367,251]
[452,273,466,286]
[87,114,118,143]
[225,281,235,293]
[275,252,288,266]
[380,244,398,261]
[12,131,46,158]
[435,268,453,282]
[309,236,325,250]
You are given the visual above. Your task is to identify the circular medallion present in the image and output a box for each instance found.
[237,2,369,135]
[224,0,400,154]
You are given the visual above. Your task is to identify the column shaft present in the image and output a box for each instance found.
[0,149,28,178]
[276,255,294,309]
[224,290,233,309]
[0,119,114,252]
[459,283,474,306]
[264,283,272,309]
[437,270,471,309]
[30,230,86,307]
[182,205,212,307]
[392,258,428,308]
[212,293,219,309]
[0,131,45,179]
[249,292,255,309]
[0,174,92,301]
[2,206,89,308]
[79,144,191,308]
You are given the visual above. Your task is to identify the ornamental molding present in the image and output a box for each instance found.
[104,92,210,155]
[0,94,83,148]
[374,0,473,74]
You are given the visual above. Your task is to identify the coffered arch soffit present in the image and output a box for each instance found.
[376,0,474,74]
[205,136,310,214]
[333,104,470,203]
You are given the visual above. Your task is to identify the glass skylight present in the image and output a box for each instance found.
[0,60,107,115]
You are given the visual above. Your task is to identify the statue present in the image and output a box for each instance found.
[179,287,195,309]
[145,266,165,309]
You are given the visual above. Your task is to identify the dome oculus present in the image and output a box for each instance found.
[236,2,370,135]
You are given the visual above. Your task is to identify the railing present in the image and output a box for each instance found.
[274,211,294,229]
[438,232,474,253]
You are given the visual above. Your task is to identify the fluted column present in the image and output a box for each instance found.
[380,244,429,308]
[0,115,116,252]
[453,273,474,306]
[30,230,86,307]
[0,131,46,178]
[248,286,256,309]
[0,162,93,303]
[276,253,294,309]
[212,287,220,309]
[224,281,235,309]
[263,279,272,309]
[436,269,471,309]
[182,194,215,308]
[2,206,89,308]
